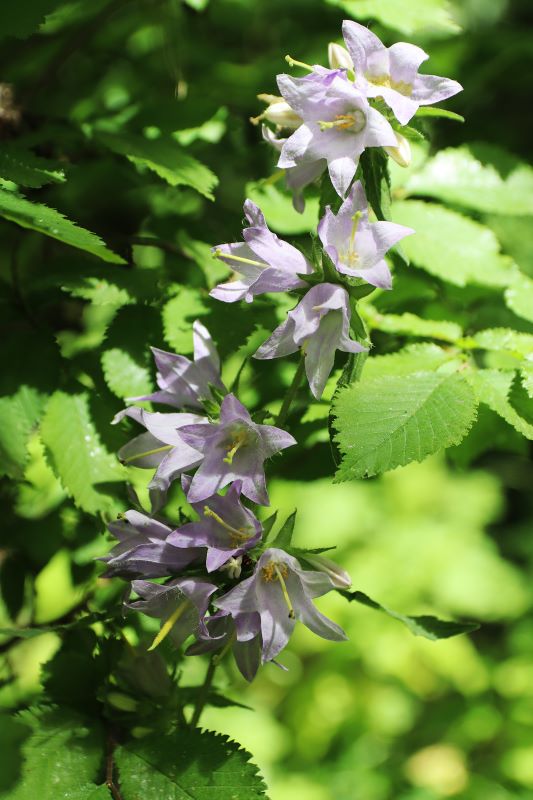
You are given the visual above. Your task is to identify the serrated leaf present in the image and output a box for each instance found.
[0,0,65,40]
[469,369,533,439]
[325,0,460,35]
[341,591,479,640]
[0,386,47,479]
[98,132,218,200]
[0,707,106,800]
[404,146,533,215]
[101,349,153,400]
[60,276,134,307]
[0,189,125,263]
[392,200,514,288]
[472,328,533,359]
[0,146,65,187]
[162,286,209,354]
[245,181,319,234]
[115,727,268,799]
[522,362,533,398]
[333,369,478,480]
[40,392,125,514]
[271,511,297,549]
[362,304,463,342]
[505,272,533,323]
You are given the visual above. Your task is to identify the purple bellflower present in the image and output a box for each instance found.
[167,476,263,572]
[342,20,463,125]
[113,407,204,509]
[318,181,414,288]
[262,125,326,213]
[127,320,224,410]
[101,510,203,579]
[127,577,218,651]
[276,68,397,197]
[255,283,366,399]
[210,199,313,303]
[216,548,347,663]
[186,610,262,682]
[178,394,296,506]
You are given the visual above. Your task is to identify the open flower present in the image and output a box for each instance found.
[113,407,204,509]
[186,610,262,682]
[276,69,397,197]
[167,476,263,572]
[101,510,203,578]
[127,577,218,651]
[210,199,313,303]
[342,20,462,125]
[127,320,224,410]
[318,181,414,288]
[178,394,296,506]
[255,283,366,399]
[216,548,347,662]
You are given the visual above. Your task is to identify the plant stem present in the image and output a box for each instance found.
[190,658,217,728]
[276,353,306,427]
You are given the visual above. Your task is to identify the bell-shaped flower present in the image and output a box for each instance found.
[262,125,326,213]
[276,69,397,197]
[167,476,263,572]
[186,610,262,682]
[318,181,414,289]
[342,20,462,125]
[215,548,347,663]
[101,510,203,579]
[178,394,296,506]
[113,407,204,509]
[210,199,313,303]
[255,283,366,399]
[127,320,224,410]
[127,577,218,651]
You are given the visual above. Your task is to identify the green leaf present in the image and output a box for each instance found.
[472,328,533,360]
[245,181,319,234]
[415,107,464,123]
[115,727,267,799]
[325,0,460,35]
[177,229,228,288]
[468,369,533,439]
[362,304,463,343]
[0,716,30,793]
[101,348,153,400]
[173,106,228,146]
[0,189,125,263]
[60,276,134,307]
[521,362,533,398]
[0,386,47,479]
[392,200,514,288]
[162,287,209,355]
[333,368,478,480]
[0,707,106,800]
[361,344,451,379]
[505,272,533,323]
[271,511,297,549]
[40,392,125,514]
[0,0,65,40]
[98,132,218,200]
[0,146,65,187]
[404,146,533,215]
[341,591,479,640]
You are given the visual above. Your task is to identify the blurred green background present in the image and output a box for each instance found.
[1,0,532,798]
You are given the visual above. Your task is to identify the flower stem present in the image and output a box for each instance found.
[276,353,306,427]
[190,657,217,728]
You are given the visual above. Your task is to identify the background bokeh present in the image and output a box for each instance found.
[1,1,532,798]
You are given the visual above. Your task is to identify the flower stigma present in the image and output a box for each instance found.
[318,111,366,132]
[222,426,251,465]
[121,443,172,465]
[147,599,190,651]
[213,249,265,269]
[203,506,253,545]
[262,561,295,619]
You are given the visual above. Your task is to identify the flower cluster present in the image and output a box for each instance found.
[109,327,349,680]
[104,20,461,683]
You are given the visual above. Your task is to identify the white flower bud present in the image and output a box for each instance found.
[220,556,243,580]
[328,43,354,72]
[384,132,412,168]
[304,555,352,589]
[263,100,302,130]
